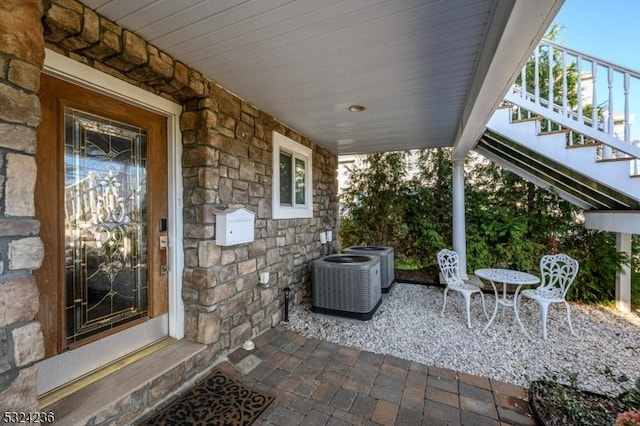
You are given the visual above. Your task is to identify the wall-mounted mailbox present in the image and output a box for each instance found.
[215,208,255,246]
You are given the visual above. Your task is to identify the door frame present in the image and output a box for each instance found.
[37,49,185,394]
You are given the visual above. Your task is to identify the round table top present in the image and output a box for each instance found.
[474,268,540,285]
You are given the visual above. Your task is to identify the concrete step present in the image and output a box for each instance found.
[44,339,211,426]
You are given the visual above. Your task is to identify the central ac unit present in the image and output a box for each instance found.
[311,254,381,320]
[343,246,395,293]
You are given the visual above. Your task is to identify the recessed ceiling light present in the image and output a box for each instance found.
[348,105,366,112]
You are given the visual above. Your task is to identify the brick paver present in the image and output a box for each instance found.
[371,399,399,425]
[312,381,339,404]
[223,326,538,425]
[426,386,460,408]
[350,393,377,418]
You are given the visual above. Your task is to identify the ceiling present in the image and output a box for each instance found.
[81,0,563,155]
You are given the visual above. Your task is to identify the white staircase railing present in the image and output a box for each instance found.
[506,39,640,176]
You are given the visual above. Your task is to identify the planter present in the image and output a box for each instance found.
[529,380,625,426]
[394,266,440,285]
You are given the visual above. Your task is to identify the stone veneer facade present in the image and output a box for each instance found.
[0,0,338,413]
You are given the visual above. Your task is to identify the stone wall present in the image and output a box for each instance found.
[180,94,338,348]
[0,0,46,411]
[43,0,212,104]
[0,0,338,410]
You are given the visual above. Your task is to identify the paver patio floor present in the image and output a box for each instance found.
[220,326,537,425]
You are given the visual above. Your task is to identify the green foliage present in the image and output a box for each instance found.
[532,368,640,426]
[618,378,640,412]
[394,260,422,270]
[339,152,409,249]
[561,228,628,302]
[514,25,606,139]
[339,148,635,304]
[633,236,640,302]
[465,160,551,272]
[515,25,578,114]
[400,149,452,263]
[534,369,620,426]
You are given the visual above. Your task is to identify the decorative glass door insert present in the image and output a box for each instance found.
[64,108,148,347]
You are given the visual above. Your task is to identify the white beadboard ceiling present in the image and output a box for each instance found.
[81,0,563,155]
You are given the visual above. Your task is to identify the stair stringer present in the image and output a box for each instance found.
[477,130,639,210]
[486,108,640,202]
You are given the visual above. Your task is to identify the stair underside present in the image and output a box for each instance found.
[476,130,640,210]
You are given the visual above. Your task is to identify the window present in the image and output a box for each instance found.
[272,131,313,219]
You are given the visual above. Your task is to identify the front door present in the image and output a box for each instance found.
[35,75,168,363]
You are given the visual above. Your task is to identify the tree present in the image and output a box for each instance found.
[339,148,633,303]
[339,152,409,249]
[400,149,452,263]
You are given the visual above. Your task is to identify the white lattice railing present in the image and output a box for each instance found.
[506,39,640,175]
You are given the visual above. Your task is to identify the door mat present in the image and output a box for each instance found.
[139,370,274,425]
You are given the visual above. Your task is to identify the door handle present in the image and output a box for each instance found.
[159,235,168,275]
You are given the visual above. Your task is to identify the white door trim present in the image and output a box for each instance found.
[38,49,185,394]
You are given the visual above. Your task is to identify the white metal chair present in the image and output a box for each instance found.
[518,253,579,340]
[437,249,488,328]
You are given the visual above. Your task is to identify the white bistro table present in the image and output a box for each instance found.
[474,268,540,334]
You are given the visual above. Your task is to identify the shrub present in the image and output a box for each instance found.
[339,148,634,304]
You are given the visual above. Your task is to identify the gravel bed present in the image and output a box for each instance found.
[282,282,640,395]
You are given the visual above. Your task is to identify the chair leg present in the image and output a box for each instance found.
[463,292,472,328]
[441,288,449,317]
[479,291,488,320]
[564,301,576,337]
[539,301,551,340]
[514,293,529,336]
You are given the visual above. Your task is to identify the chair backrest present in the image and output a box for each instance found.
[437,249,463,286]
[538,253,579,297]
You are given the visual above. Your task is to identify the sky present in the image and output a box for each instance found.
[550,0,640,141]
[550,0,640,71]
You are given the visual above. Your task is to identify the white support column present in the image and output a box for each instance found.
[452,159,468,278]
[616,232,632,313]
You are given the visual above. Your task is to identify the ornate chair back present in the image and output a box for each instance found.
[437,249,463,286]
[538,253,579,299]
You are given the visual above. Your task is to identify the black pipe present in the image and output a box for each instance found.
[283,287,291,322]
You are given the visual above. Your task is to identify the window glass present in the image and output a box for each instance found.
[295,157,306,205]
[64,108,148,347]
[279,151,292,206]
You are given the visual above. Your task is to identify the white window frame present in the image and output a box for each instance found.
[272,131,313,219]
